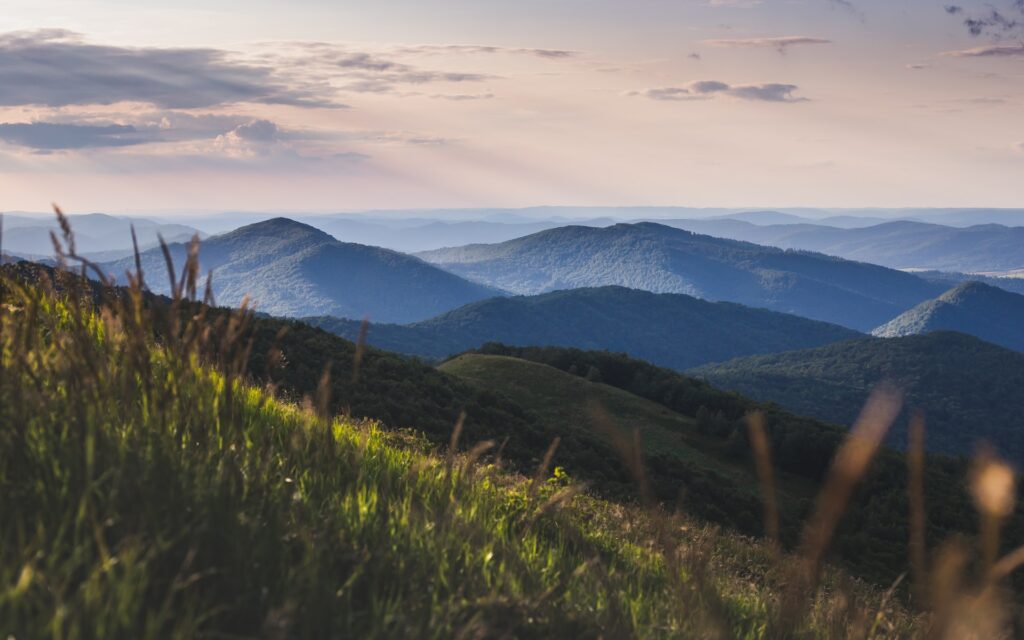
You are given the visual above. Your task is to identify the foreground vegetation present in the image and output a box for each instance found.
[2,223,1024,636]
[0,248,923,638]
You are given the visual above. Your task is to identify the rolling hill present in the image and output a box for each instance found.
[659,219,1024,274]
[304,286,861,369]
[447,346,1004,581]
[440,353,813,532]
[691,332,1024,462]
[99,217,498,322]
[416,222,946,331]
[872,282,1024,351]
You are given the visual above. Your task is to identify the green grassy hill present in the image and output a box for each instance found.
[1,258,925,637]
[441,354,818,532]
[464,343,1024,581]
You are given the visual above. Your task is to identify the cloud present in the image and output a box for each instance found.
[0,30,504,109]
[429,93,495,101]
[707,0,763,7]
[0,112,297,151]
[0,122,152,150]
[945,1,1024,39]
[392,44,579,59]
[828,0,862,15]
[703,36,831,53]
[229,119,280,143]
[337,71,494,94]
[258,42,498,94]
[0,29,342,109]
[214,120,287,156]
[630,80,805,103]
[943,44,1024,57]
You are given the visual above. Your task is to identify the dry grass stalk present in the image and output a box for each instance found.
[779,385,902,630]
[908,412,927,606]
[746,411,780,555]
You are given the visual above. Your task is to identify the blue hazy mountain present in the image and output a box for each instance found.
[2,212,202,259]
[872,282,1024,352]
[100,217,498,322]
[303,285,862,370]
[416,222,946,331]
[659,219,1024,274]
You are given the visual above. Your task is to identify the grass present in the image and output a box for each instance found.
[1,214,1022,637]
[439,354,820,526]
[0,258,922,639]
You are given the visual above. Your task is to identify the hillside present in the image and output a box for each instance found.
[100,217,498,322]
[10,260,1021,585]
[692,332,1024,462]
[440,353,817,532]
[6,266,924,638]
[416,222,946,331]
[872,282,1024,351]
[9,261,1024,636]
[661,219,1024,274]
[457,345,1024,580]
[305,286,861,369]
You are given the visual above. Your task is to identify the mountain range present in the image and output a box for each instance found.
[100,217,497,322]
[2,212,202,260]
[416,222,948,331]
[692,332,1024,462]
[872,281,1024,351]
[659,219,1024,274]
[304,286,861,370]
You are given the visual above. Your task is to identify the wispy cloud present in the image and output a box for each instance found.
[942,44,1024,57]
[944,1,1024,38]
[429,93,495,101]
[629,80,805,103]
[828,0,863,17]
[0,29,342,109]
[0,30,509,111]
[0,122,151,150]
[0,115,316,153]
[254,41,499,94]
[707,0,764,7]
[703,36,831,53]
[391,44,579,59]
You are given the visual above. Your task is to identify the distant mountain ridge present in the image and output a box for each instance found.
[2,212,202,259]
[304,286,861,370]
[416,222,947,331]
[692,332,1024,462]
[872,282,1024,351]
[100,217,498,322]
[659,219,1024,274]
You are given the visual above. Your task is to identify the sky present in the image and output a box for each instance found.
[0,0,1022,213]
